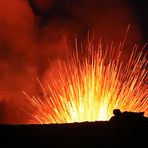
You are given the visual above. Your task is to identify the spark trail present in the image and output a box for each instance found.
[24,31,148,124]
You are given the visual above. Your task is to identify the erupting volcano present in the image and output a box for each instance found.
[24,27,148,124]
[0,0,148,125]
[0,1,148,147]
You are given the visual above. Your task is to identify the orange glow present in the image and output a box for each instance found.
[24,31,148,124]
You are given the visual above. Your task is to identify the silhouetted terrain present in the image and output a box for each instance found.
[0,110,147,147]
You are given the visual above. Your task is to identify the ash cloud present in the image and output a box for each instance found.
[0,0,142,123]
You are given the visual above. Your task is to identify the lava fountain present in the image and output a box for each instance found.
[24,29,148,124]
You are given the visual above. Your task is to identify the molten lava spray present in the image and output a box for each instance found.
[24,28,148,124]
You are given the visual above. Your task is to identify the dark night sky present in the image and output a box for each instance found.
[28,0,148,41]
[126,0,148,42]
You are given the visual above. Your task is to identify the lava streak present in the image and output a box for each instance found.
[24,33,148,124]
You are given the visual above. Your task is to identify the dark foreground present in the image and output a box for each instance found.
[0,111,147,147]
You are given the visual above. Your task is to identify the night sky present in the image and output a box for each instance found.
[29,0,148,41]
[126,0,148,42]
[0,0,147,124]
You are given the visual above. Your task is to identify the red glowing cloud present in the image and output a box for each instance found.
[0,0,145,124]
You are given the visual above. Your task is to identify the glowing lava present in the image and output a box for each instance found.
[24,31,148,124]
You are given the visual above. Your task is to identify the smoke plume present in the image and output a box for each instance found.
[0,0,142,123]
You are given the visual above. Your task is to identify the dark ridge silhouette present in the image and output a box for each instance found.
[0,109,147,147]
[110,109,145,122]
